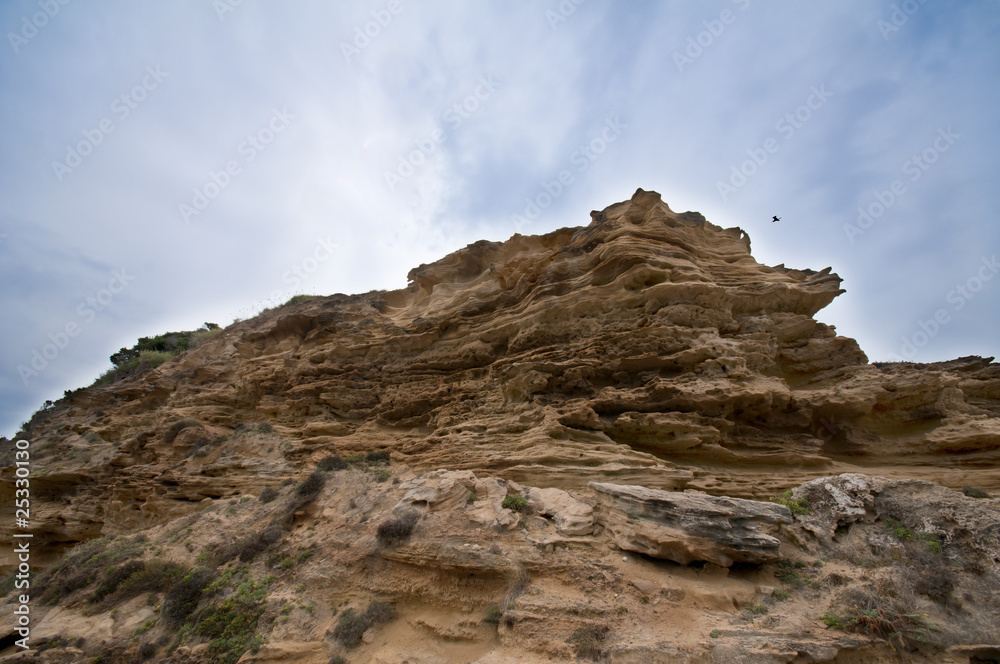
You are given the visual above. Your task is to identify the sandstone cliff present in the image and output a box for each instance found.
[2,189,998,663]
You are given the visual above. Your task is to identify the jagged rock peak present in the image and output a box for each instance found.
[394,188,843,323]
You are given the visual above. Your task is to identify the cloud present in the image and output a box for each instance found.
[1,0,998,434]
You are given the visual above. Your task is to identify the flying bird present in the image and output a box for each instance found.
[772,215,781,223]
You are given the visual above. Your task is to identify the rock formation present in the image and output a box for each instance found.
[2,189,998,663]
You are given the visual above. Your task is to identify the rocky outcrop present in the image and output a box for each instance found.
[2,189,999,663]
[590,482,791,566]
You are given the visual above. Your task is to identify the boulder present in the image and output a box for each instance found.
[590,482,791,566]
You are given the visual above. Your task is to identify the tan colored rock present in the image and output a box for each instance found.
[524,487,594,536]
[590,482,791,566]
[396,469,477,512]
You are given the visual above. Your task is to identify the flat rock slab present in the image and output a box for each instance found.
[589,482,792,566]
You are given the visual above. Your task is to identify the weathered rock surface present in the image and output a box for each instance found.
[2,189,999,663]
[590,482,791,566]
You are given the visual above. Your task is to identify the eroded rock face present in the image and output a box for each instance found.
[2,187,998,582]
[590,482,791,566]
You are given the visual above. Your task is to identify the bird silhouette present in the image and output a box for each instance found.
[772,215,781,223]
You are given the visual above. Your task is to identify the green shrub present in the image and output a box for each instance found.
[747,604,769,615]
[771,490,810,516]
[285,294,321,306]
[375,469,391,482]
[821,585,938,650]
[710,629,723,638]
[484,605,503,626]
[138,641,158,660]
[376,511,419,546]
[772,589,791,601]
[163,568,213,626]
[502,495,528,513]
[198,575,274,664]
[37,536,147,603]
[296,471,326,498]
[567,624,609,662]
[883,518,913,541]
[774,560,805,588]
[112,561,186,601]
[259,487,279,504]
[237,524,284,563]
[333,608,368,648]
[366,450,390,464]
[919,532,942,554]
[91,560,145,603]
[317,455,347,472]
[332,602,395,649]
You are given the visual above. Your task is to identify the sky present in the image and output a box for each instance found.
[1,1,998,436]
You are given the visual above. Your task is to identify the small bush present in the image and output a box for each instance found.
[163,568,213,626]
[333,609,368,648]
[259,487,279,504]
[772,589,791,601]
[112,561,186,600]
[484,605,503,626]
[364,601,396,625]
[366,450,390,463]
[918,532,942,554]
[747,604,769,615]
[138,642,157,660]
[883,517,913,541]
[297,471,326,499]
[375,469,391,482]
[710,629,723,638]
[376,511,419,546]
[317,455,347,471]
[237,524,284,563]
[915,569,954,604]
[37,536,147,603]
[567,624,610,662]
[771,490,810,516]
[198,574,274,664]
[821,585,938,650]
[91,560,145,603]
[502,495,528,513]
[827,573,851,587]
[774,560,805,588]
[962,486,990,499]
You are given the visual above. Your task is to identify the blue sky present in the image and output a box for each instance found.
[1,0,998,436]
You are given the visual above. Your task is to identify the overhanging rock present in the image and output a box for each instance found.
[590,482,792,566]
